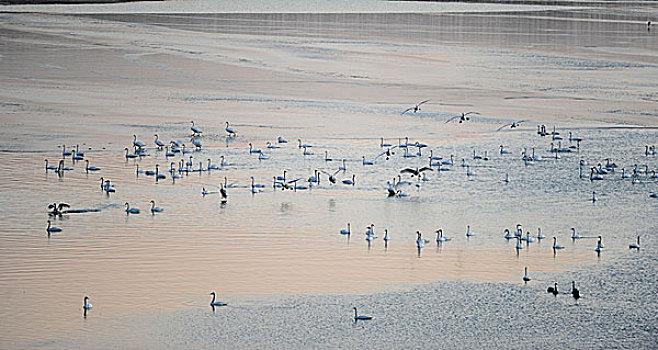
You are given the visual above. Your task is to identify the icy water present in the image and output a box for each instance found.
[1,2,658,349]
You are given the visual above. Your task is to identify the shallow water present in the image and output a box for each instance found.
[0,5,657,349]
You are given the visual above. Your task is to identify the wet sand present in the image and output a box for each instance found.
[0,4,657,349]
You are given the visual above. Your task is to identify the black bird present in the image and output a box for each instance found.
[401,100,430,115]
[547,282,559,296]
[571,281,580,301]
[48,202,70,216]
[496,120,528,131]
[400,166,433,177]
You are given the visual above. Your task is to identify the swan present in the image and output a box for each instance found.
[383,229,390,242]
[133,134,146,148]
[342,174,355,186]
[461,159,468,167]
[45,159,58,172]
[514,224,523,237]
[515,236,523,249]
[209,292,228,306]
[324,150,333,162]
[191,137,202,150]
[465,225,474,237]
[401,99,429,115]
[353,307,372,320]
[441,155,454,166]
[266,141,280,149]
[504,229,514,239]
[503,173,510,183]
[380,137,392,148]
[297,139,312,148]
[61,144,72,157]
[124,147,138,159]
[571,281,580,301]
[225,122,236,137]
[302,146,314,156]
[124,202,140,214]
[338,159,347,171]
[416,231,425,248]
[524,231,535,243]
[340,223,351,235]
[522,267,531,282]
[472,150,482,160]
[83,296,93,310]
[595,236,603,252]
[55,160,73,172]
[591,191,597,202]
[651,192,658,198]
[85,160,100,172]
[207,159,219,170]
[250,177,262,193]
[571,227,581,240]
[258,153,269,160]
[362,156,374,166]
[465,165,474,177]
[150,200,163,214]
[154,134,165,148]
[552,237,564,250]
[499,145,510,155]
[436,229,451,242]
[629,236,640,249]
[248,143,261,154]
[277,136,288,144]
[46,220,62,233]
[621,168,630,179]
[547,282,559,296]
[537,228,546,240]
[190,121,203,135]
[164,146,175,158]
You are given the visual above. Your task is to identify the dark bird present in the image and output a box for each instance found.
[496,120,528,131]
[547,282,559,296]
[571,281,580,301]
[401,100,430,115]
[400,166,433,177]
[445,111,479,123]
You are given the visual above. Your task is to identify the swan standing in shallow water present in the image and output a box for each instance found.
[225,121,237,137]
[629,236,640,249]
[209,292,228,306]
[465,225,474,237]
[353,307,372,320]
[190,121,203,135]
[83,296,93,310]
[522,267,531,282]
[383,229,390,242]
[416,231,425,248]
[124,202,140,214]
[150,200,163,214]
[595,236,604,252]
[436,229,451,242]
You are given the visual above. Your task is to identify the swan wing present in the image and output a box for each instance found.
[418,167,433,173]
[401,107,414,115]
[445,115,461,123]
[400,168,416,174]
[417,99,430,106]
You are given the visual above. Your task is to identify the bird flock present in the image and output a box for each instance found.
[41,107,656,319]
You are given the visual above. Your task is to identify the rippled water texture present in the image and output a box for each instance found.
[0,2,657,348]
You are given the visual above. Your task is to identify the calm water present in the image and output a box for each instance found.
[0,4,657,349]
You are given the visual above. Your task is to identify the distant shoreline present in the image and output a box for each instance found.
[0,0,162,4]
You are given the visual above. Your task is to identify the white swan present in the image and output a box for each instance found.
[353,307,372,320]
[46,220,62,233]
[190,121,203,135]
[466,225,474,237]
[154,134,165,148]
[124,148,138,159]
[302,146,314,156]
[383,229,390,241]
[248,143,261,154]
[83,296,93,310]
[436,229,451,242]
[522,267,531,282]
[225,121,237,137]
[150,200,164,214]
[552,237,564,249]
[537,228,546,240]
[629,236,640,249]
[380,137,392,148]
[571,227,581,240]
[209,292,228,306]
[416,231,425,248]
[340,223,351,235]
[133,134,146,148]
[504,229,514,239]
[362,156,374,166]
[342,174,355,186]
[595,236,604,252]
[124,202,140,214]
[515,237,523,250]
[85,160,101,172]
[277,136,288,144]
